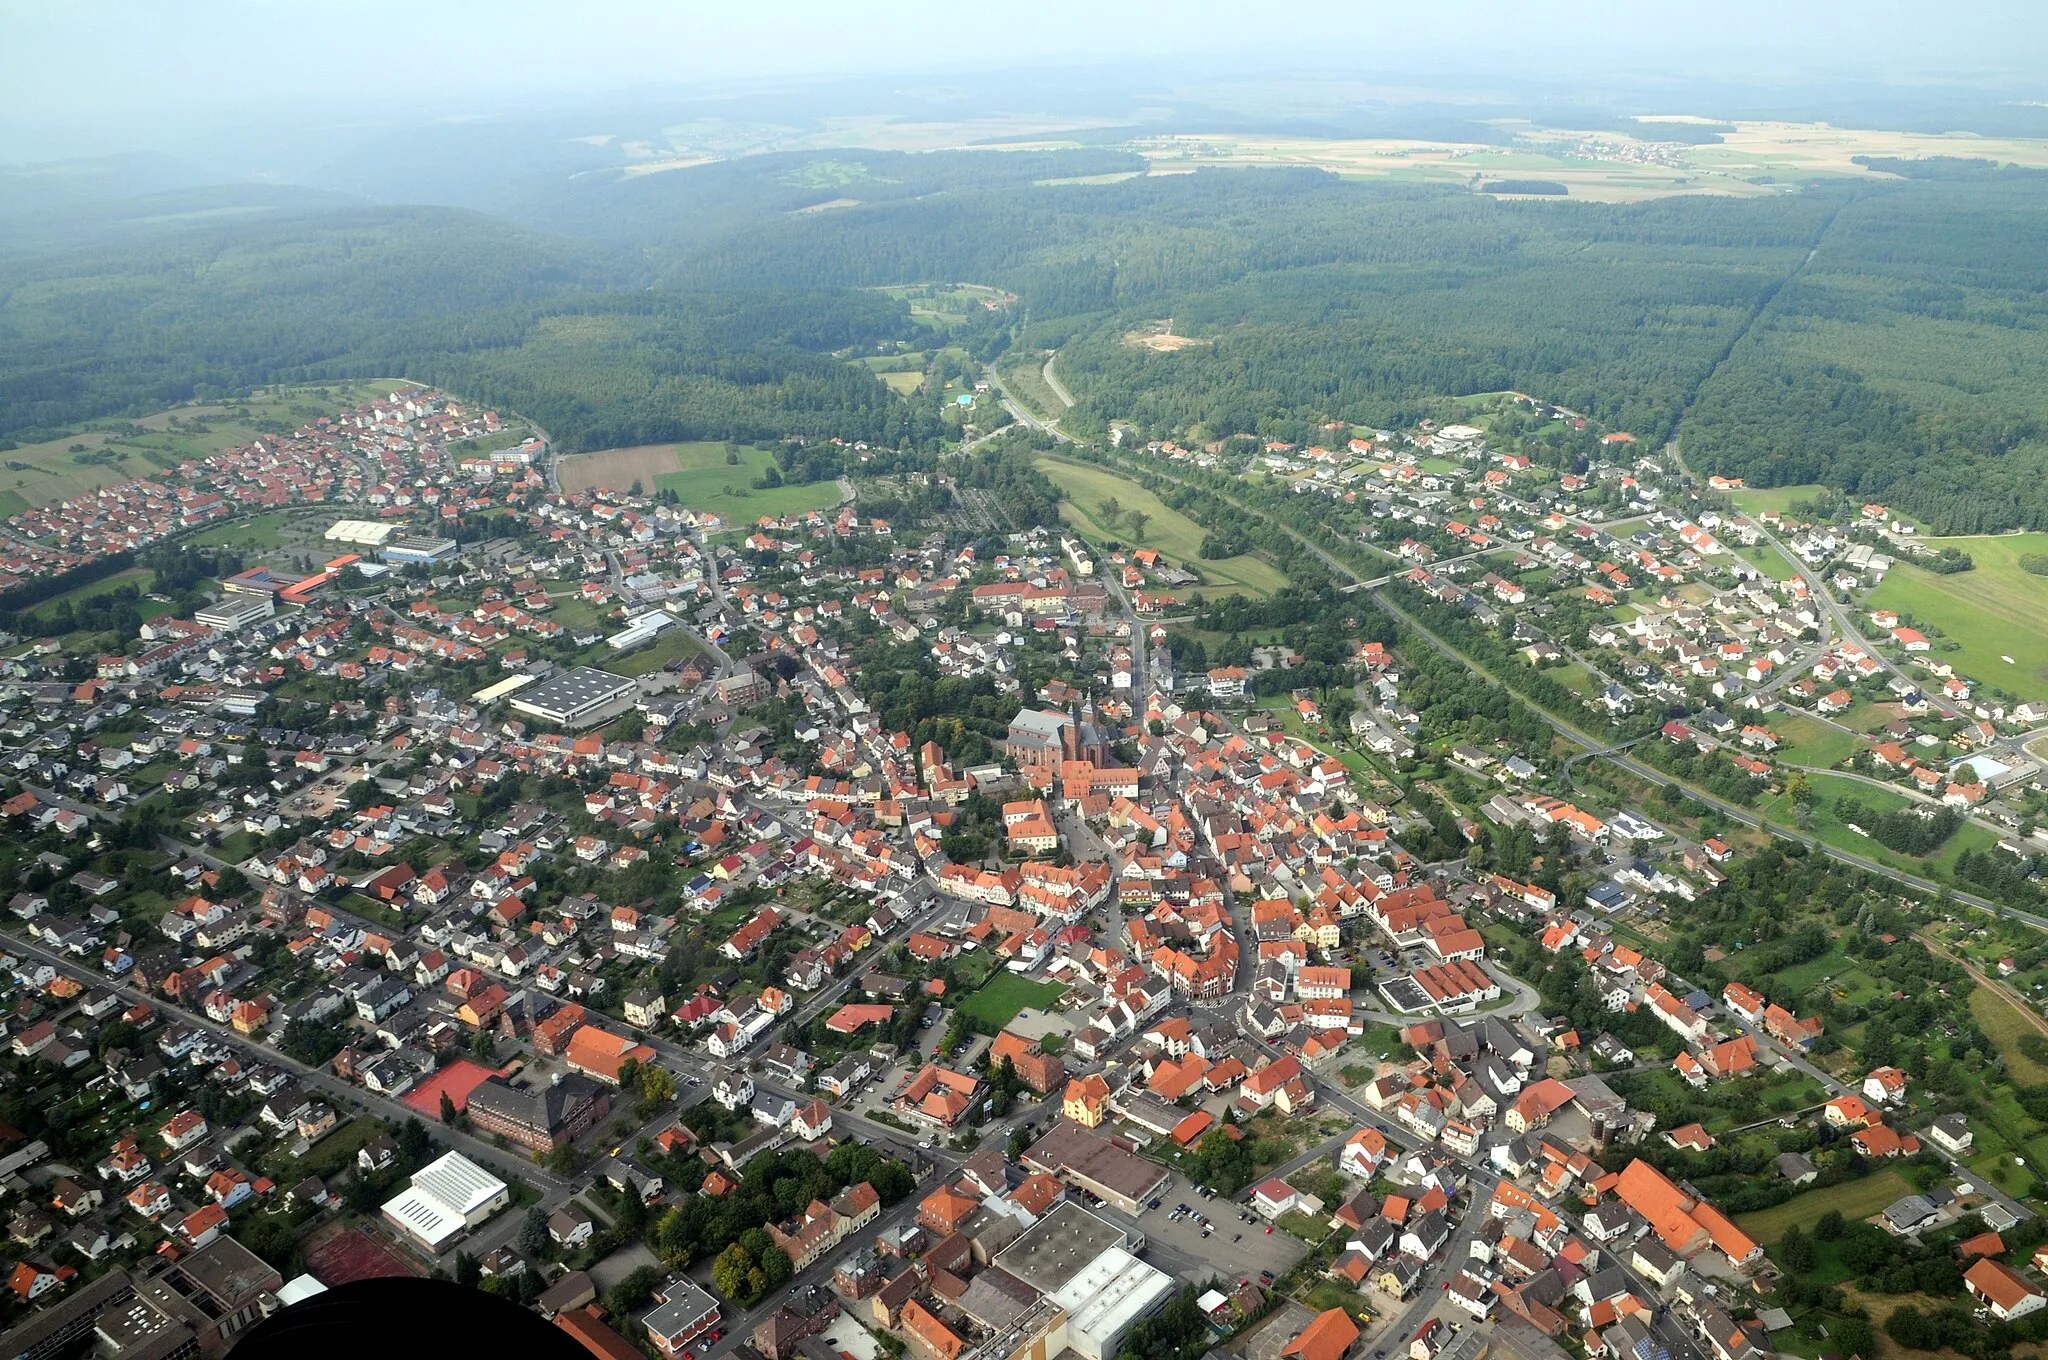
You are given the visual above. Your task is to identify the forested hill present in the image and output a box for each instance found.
[1679,172,2048,533]
[650,162,2048,531]
[663,169,1842,448]
[0,205,615,437]
[0,203,946,452]
[513,147,1149,255]
[6,146,2048,528]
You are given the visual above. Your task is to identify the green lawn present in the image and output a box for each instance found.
[1866,532,2048,700]
[1542,659,1597,697]
[1774,713,1861,767]
[649,442,842,522]
[606,629,707,677]
[23,567,158,622]
[1735,543,1797,581]
[956,972,1068,1030]
[1734,1169,1913,1245]
[188,511,297,553]
[1036,456,1290,598]
[1728,483,1829,520]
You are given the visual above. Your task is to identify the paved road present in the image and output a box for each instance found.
[1042,353,1076,409]
[985,366,1075,444]
[0,927,572,1196]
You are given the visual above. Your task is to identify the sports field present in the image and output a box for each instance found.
[1036,456,1289,598]
[304,1224,423,1284]
[607,629,707,677]
[956,972,1068,1030]
[1865,532,2048,699]
[400,1058,499,1117]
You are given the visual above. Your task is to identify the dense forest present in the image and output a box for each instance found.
[6,148,2048,525]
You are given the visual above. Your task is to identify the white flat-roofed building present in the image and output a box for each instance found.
[325,520,397,546]
[195,596,276,631]
[509,666,639,729]
[381,534,460,565]
[473,674,537,704]
[1046,1247,1174,1360]
[610,610,680,652]
[381,1151,508,1253]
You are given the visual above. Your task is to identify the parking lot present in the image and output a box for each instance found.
[1099,1171,1307,1285]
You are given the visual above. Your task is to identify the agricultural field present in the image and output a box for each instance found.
[1134,121,2048,206]
[0,380,406,515]
[1036,456,1289,598]
[856,350,934,396]
[1866,532,2048,700]
[556,442,695,495]
[1734,1169,1914,1246]
[956,972,1067,1030]
[558,441,844,520]
[1133,134,1775,203]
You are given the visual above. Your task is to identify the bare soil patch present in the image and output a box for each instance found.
[556,444,683,495]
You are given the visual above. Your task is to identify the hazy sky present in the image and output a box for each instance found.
[5,0,2047,163]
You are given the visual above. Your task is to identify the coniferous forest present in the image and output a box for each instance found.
[4,149,2048,527]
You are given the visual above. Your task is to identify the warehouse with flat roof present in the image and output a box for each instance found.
[380,534,460,565]
[195,595,276,631]
[382,1151,508,1253]
[995,1201,1143,1294]
[325,519,396,545]
[1049,1247,1174,1360]
[509,666,639,729]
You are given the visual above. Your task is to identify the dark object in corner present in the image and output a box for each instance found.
[229,1277,590,1360]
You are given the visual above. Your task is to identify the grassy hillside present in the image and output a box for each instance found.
[1866,533,2048,698]
[1037,455,1289,597]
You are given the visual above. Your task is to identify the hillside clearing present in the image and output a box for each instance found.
[1035,456,1289,598]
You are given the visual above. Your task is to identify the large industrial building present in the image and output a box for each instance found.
[508,666,640,729]
[380,533,461,565]
[988,1204,1173,1360]
[382,1150,510,1252]
[325,519,397,546]
[195,594,276,631]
